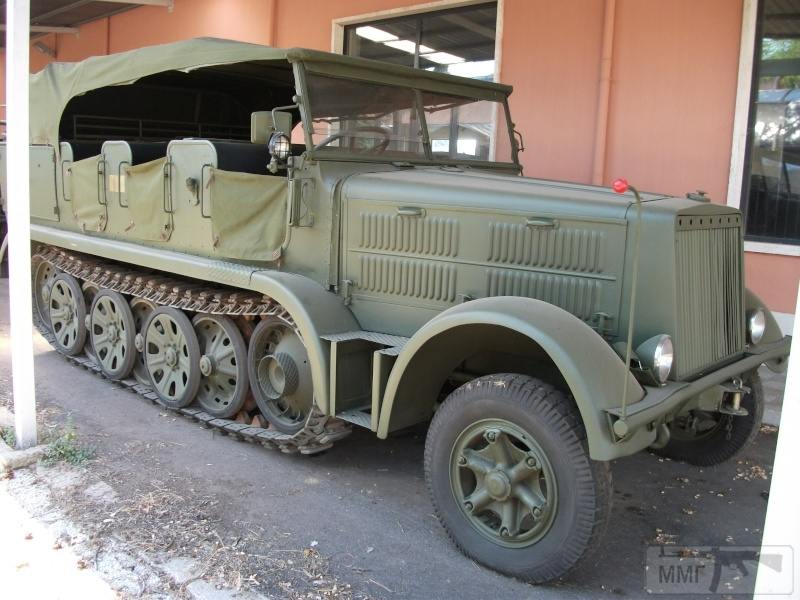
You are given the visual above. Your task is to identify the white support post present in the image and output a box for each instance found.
[6,0,37,450]
[755,284,800,598]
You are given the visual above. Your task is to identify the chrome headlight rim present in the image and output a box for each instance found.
[268,132,291,162]
[747,308,766,345]
[636,334,674,385]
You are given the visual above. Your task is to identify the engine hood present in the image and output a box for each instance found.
[342,167,670,221]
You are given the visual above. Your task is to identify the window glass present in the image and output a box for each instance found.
[306,75,425,158]
[344,2,497,81]
[421,92,512,162]
[744,1,800,244]
[304,74,514,163]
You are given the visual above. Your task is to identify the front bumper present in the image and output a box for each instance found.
[603,336,791,456]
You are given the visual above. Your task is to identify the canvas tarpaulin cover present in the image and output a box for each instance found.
[29,38,293,149]
[209,169,286,260]
[125,158,172,241]
[69,155,105,232]
[28,38,512,149]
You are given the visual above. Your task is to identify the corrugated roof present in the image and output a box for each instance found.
[0,1,168,47]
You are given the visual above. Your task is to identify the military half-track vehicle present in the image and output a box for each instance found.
[0,38,790,582]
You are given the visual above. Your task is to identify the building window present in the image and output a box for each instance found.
[743,0,800,245]
[343,2,497,81]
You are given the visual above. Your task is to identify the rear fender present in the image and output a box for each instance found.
[376,296,644,460]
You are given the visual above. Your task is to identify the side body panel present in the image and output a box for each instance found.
[341,169,629,337]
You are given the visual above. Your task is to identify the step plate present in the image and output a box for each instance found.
[322,330,409,349]
[336,409,372,430]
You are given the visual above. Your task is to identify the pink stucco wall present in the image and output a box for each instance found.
[2,0,798,313]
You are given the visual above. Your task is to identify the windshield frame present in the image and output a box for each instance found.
[295,63,521,171]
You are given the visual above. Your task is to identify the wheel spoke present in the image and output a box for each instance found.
[462,448,494,476]
[513,482,545,512]
[208,330,225,356]
[214,345,235,362]
[507,456,539,484]
[112,344,126,366]
[50,307,68,321]
[148,325,168,345]
[93,309,111,328]
[487,432,514,466]
[155,371,172,395]
[148,354,167,368]
[56,325,70,345]
[500,500,520,537]
[216,362,237,378]
[464,486,492,513]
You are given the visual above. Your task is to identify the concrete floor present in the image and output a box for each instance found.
[0,278,787,599]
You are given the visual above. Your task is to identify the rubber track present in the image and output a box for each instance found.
[33,245,352,455]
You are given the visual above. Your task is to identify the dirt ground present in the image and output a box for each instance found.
[0,279,784,599]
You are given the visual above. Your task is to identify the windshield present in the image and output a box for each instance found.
[304,73,516,165]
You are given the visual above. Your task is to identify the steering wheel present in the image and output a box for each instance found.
[313,126,391,154]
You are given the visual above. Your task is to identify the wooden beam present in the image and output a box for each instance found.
[0,24,78,34]
[94,0,173,8]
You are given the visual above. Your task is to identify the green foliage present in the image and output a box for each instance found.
[41,427,95,467]
[762,38,800,60]
[0,427,15,448]
[761,38,800,89]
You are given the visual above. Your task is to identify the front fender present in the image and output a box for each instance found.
[377,296,644,460]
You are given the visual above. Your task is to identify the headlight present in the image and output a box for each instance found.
[747,308,766,344]
[268,132,291,162]
[636,334,674,384]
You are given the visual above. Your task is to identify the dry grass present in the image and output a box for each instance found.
[55,474,363,599]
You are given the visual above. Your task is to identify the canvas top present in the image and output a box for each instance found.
[30,37,513,146]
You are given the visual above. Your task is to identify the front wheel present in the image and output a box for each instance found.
[424,374,611,583]
[654,372,764,466]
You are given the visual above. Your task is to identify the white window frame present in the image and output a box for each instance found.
[727,0,800,257]
[330,0,505,84]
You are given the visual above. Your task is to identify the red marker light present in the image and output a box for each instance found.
[612,178,629,194]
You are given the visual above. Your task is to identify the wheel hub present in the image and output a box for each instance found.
[199,354,215,377]
[165,347,178,368]
[451,419,558,548]
[258,352,299,400]
[107,323,119,345]
[485,470,512,501]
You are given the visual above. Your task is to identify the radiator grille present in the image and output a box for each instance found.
[674,214,745,379]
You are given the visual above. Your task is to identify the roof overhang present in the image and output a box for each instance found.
[0,0,174,48]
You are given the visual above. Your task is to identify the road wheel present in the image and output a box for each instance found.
[247,316,313,434]
[33,259,59,329]
[130,297,156,386]
[89,289,137,380]
[143,307,201,409]
[48,273,87,356]
[655,372,764,466]
[81,282,101,364]
[424,374,611,583]
[193,314,249,418]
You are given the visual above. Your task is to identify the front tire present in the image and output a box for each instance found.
[424,374,611,583]
[655,372,764,466]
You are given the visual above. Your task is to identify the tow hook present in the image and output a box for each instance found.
[718,378,750,417]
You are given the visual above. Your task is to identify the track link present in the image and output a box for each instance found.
[32,244,352,455]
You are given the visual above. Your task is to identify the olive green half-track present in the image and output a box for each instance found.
[4,38,790,584]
